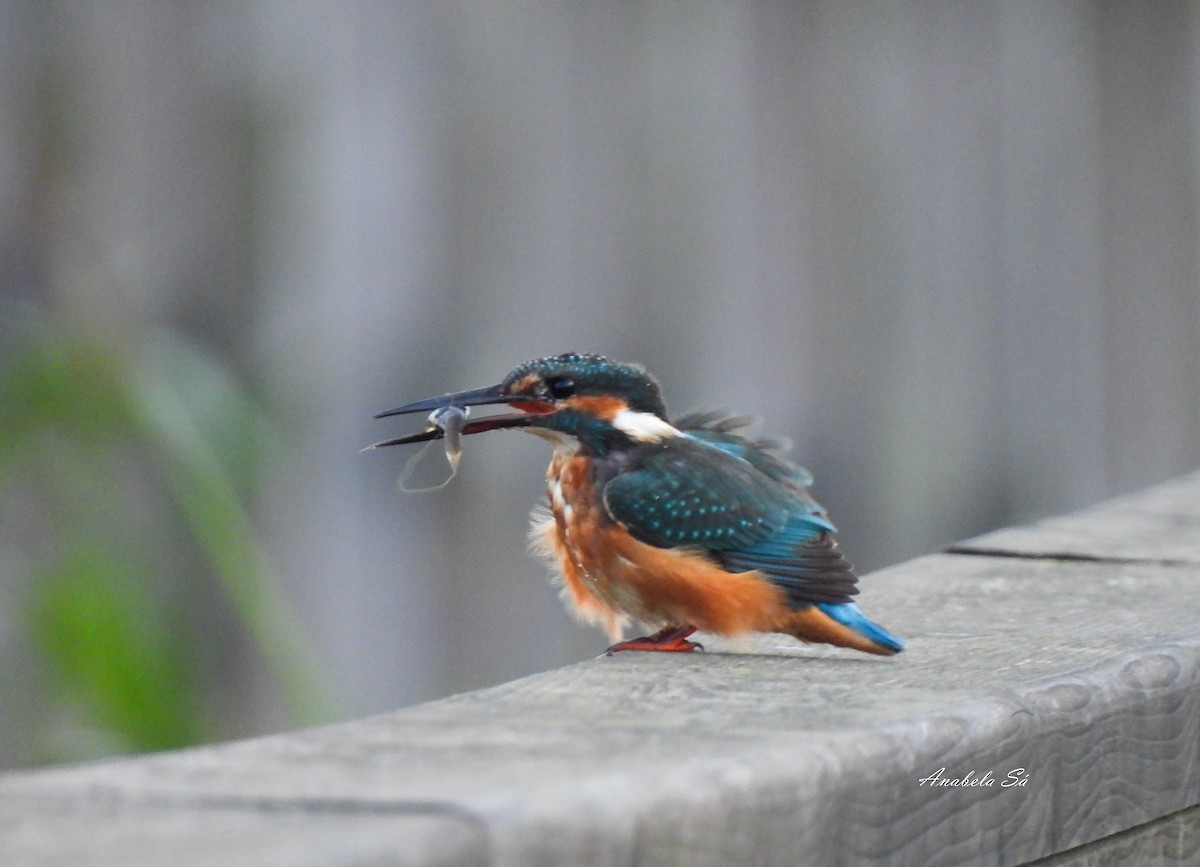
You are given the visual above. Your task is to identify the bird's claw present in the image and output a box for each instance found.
[604,625,702,655]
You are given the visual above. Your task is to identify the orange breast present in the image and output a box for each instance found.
[531,453,791,640]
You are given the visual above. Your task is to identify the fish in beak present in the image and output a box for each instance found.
[366,383,555,449]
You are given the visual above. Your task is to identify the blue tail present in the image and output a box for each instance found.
[816,602,905,654]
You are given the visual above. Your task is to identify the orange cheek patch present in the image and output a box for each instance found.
[563,395,626,420]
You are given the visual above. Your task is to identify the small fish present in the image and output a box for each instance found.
[365,405,470,492]
[432,405,469,473]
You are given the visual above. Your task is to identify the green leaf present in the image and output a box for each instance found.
[28,545,206,759]
[122,332,331,727]
[3,312,334,765]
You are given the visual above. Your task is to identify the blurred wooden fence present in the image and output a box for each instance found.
[1,2,1198,765]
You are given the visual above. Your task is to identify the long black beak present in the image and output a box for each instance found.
[368,383,553,449]
[374,383,516,419]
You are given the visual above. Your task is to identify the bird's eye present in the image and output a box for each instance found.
[547,377,576,399]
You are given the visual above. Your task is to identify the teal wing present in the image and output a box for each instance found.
[601,437,792,551]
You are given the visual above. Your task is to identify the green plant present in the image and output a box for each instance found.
[0,309,330,764]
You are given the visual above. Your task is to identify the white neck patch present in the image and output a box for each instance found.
[611,409,679,442]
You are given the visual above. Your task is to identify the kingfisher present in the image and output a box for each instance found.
[373,353,903,656]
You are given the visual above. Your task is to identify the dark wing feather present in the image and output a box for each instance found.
[601,437,792,550]
[715,517,859,606]
[675,410,814,489]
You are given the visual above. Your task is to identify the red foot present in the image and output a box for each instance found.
[606,625,703,655]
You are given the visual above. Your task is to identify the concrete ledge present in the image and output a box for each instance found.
[4,472,1200,866]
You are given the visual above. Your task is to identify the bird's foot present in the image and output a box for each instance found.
[605,625,703,655]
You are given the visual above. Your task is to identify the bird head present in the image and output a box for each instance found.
[372,352,673,454]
